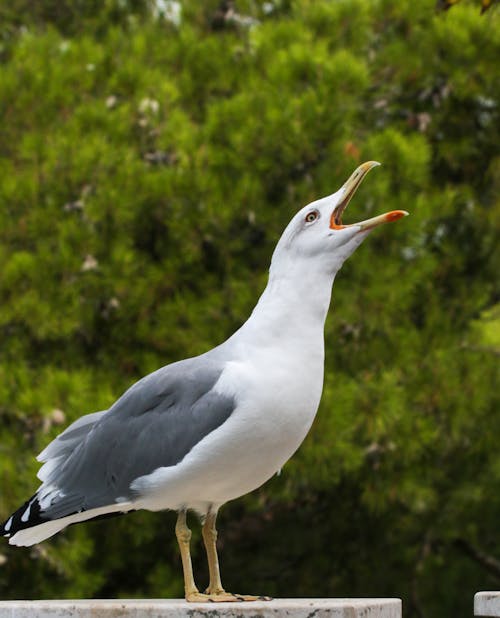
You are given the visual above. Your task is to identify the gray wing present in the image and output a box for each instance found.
[37,409,108,465]
[36,355,235,518]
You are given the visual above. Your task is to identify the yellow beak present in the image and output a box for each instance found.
[330,161,409,231]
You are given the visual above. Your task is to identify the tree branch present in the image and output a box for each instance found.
[455,538,500,581]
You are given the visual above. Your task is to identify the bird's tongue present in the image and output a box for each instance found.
[330,162,409,231]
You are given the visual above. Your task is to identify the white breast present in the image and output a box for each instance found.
[132,336,324,514]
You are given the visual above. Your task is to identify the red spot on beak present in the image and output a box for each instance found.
[385,210,407,222]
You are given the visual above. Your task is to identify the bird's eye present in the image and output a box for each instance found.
[304,211,319,224]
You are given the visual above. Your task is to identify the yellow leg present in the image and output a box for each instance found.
[175,511,206,602]
[200,509,272,603]
[202,510,224,595]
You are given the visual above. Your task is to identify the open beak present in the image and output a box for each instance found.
[330,161,408,231]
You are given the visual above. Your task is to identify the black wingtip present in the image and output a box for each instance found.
[1,494,49,538]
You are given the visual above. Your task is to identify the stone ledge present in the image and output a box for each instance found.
[475,592,500,617]
[0,598,402,617]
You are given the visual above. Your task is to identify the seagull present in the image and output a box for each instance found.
[1,161,408,602]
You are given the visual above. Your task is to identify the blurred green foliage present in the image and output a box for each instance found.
[0,1,499,616]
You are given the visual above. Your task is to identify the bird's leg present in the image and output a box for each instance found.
[175,510,206,602]
[201,509,271,602]
[201,509,224,595]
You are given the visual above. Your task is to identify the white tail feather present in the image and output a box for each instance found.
[8,502,134,547]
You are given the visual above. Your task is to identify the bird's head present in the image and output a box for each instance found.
[270,161,408,279]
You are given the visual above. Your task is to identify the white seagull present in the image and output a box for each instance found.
[1,162,408,602]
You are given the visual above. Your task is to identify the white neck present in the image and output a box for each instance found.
[226,262,337,356]
[258,268,334,326]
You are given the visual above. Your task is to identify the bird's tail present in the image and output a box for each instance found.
[1,492,68,547]
[2,492,133,547]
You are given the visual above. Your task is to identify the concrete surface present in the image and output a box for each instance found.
[0,598,402,617]
[475,592,500,616]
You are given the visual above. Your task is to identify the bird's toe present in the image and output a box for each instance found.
[185,591,211,603]
[232,594,273,602]
[205,591,272,602]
